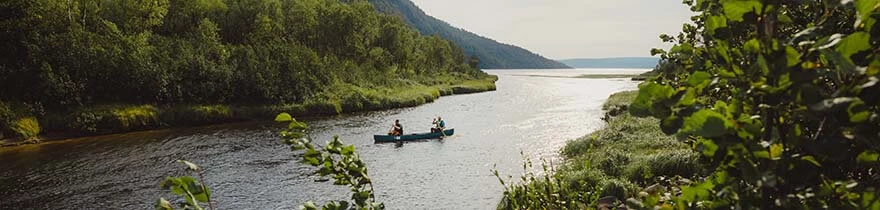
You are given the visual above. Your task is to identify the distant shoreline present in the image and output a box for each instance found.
[0,77,497,148]
[511,74,640,79]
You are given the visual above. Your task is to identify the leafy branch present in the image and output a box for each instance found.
[275,113,383,210]
[156,113,383,210]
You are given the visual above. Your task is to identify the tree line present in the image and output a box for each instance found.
[0,0,485,110]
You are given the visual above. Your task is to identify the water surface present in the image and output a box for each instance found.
[0,69,645,209]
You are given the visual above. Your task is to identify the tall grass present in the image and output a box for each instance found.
[497,90,707,209]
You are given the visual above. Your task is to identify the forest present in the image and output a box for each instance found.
[0,0,493,140]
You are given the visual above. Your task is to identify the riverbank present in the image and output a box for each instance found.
[0,76,497,147]
[497,90,706,209]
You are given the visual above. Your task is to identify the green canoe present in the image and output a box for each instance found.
[373,128,454,142]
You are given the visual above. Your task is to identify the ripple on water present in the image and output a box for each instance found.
[0,70,644,209]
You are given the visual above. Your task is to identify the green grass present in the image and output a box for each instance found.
[67,104,160,134]
[2,77,497,142]
[497,90,706,209]
[561,91,703,192]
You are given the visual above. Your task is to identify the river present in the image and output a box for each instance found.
[0,69,645,209]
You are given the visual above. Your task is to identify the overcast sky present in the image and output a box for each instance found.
[409,0,695,59]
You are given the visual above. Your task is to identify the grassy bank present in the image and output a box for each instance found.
[0,76,496,146]
[496,91,706,209]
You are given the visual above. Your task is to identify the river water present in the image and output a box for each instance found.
[0,69,645,209]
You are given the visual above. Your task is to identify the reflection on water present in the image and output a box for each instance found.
[0,69,645,209]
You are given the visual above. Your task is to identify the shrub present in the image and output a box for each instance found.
[11,117,40,141]
[561,168,606,191]
[302,100,342,116]
[70,105,159,134]
[595,149,631,177]
[561,135,595,158]
[159,105,234,126]
[112,105,160,130]
[598,178,638,199]
[0,102,14,138]
[644,150,702,178]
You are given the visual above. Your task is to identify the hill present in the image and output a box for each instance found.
[368,0,570,69]
[559,57,659,69]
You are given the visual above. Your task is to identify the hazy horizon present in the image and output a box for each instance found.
[409,0,695,60]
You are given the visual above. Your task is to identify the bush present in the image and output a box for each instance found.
[159,105,235,126]
[644,150,702,178]
[0,102,14,138]
[112,105,160,130]
[302,100,342,116]
[561,168,606,191]
[598,178,638,199]
[595,149,631,177]
[10,117,40,141]
[562,134,601,158]
[69,105,159,134]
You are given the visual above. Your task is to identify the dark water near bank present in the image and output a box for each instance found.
[0,69,644,209]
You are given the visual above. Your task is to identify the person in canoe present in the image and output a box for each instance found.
[431,116,446,133]
[389,119,403,136]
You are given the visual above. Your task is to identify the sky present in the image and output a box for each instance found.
[408,0,695,59]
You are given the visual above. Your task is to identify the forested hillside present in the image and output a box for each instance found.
[0,0,486,107]
[0,0,494,139]
[368,0,570,69]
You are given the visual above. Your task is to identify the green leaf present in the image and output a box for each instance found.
[785,46,801,67]
[744,39,761,53]
[683,109,730,137]
[155,198,173,210]
[770,144,783,160]
[289,121,308,130]
[722,0,762,22]
[801,156,821,167]
[706,15,728,35]
[687,71,712,89]
[304,156,320,166]
[848,99,870,123]
[862,190,880,208]
[341,145,355,155]
[353,191,372,205]
[857,151,880,164]
[275,113,294,122]
[681,181,714,202]
[855,0,880,25]
[630,82,675,117]
[300,201,318,210]
[836,32,871,63]
[677,89,696,106]
[696,138,719,157]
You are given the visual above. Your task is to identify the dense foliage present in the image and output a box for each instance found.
[368,0,571,69]
[630,0,880,208]
[0,0,485,109]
